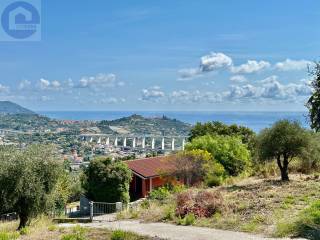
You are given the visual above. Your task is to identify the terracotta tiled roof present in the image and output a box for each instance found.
[125,156,174,178]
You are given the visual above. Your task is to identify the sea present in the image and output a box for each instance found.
[38,111,310,133]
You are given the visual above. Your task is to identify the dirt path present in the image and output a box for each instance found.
[59,220,306,240]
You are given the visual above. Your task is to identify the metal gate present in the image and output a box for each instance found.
[92,202,117,216]
[89,201,122,221]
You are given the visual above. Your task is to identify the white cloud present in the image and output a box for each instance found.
[200,52,233,72]
[38,78,62,90]
[140,86,165,101]
[231,60,270,74]
[259,75,278,84]
[230,75,247,83]
[169,76,311,104]
[65,78,74,87]
[275,59,312,71]
[51,80,61,89]
[39,78,51,90]
[18,80,31,90]
[178,68,201,80]
[77,73,122,89]
[40,96,52,101]
[178,52,232,79]
[0,84,9,93]
[169,90,223,103]
[225,76,311,101]
[95,97,126,104]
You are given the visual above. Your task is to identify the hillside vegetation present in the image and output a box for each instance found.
[118,174,320,238]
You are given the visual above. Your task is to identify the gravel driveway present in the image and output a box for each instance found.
[60,219,307,240]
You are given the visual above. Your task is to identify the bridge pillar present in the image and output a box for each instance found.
[142,137,145,149]
[171,138,175,151]
[97,137,101,144]
[161,138,165,150]
[106,137,110,146]
[182,138,185,150]
[132,137,136,148]
[89,137,93,143]
[123,137,127,147]
[114,137,118,147]
[151,138,155,150]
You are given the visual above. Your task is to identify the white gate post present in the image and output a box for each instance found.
[89,201,93,222]
[116,202,123,212]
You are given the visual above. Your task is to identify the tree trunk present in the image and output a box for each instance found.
[277,155,290,181]
[280,168,289,181]
[18,212,28,230]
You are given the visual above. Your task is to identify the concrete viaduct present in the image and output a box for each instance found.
[80,134,188,151]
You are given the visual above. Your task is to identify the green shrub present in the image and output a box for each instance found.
[149,187,170,201]
[163,205,175,221]
[82,157,132,203]
[275,200,320,238]
[48,224,57,231]
[187,135,251,176]
[205,162,226,186]
[0,231,20,240]
[111,230,126,240]
[295,200,320,238]
[184,213,196,225]
[140,199,150,209]
[169,184,186,194]
[176,213,196,226]
[19,227,29,235]
[61,225,86,240]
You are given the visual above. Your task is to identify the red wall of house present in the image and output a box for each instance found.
[130,174,180,199]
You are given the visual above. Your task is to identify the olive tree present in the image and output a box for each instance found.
[0,145,61,229]
[306,62,320,131]
[257,120,309,181]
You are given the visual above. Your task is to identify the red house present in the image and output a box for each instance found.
[125,156,175,199]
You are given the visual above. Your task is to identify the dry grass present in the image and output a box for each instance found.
[215,174,320,235]
[119,174,320,237]
[0,217,160,240]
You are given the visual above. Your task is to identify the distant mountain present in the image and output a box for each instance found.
[97,114,191,136]
[0,101,35,115]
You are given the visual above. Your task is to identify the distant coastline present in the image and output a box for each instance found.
[38,111,309,132]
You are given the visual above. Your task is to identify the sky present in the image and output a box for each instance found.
[0,0,319,111]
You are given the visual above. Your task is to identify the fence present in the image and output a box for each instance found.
[89,201,122,221]
[0,212,18,222]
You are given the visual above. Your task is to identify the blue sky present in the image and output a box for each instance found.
[0,0,319,111]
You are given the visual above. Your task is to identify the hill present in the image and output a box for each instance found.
[0,103,191,136]
[0,101,35,115]
[97,114,191,136]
